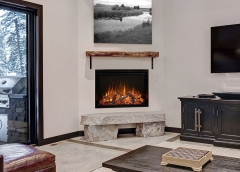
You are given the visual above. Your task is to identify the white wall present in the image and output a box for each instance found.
[24,0,240,138]
[26,0,79,138]
[78,0,164,130]
[24,0,164,138]
[163,0,240,127]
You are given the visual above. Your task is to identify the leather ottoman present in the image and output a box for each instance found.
[0,143,56,172]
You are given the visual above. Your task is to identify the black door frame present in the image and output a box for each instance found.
[0,0,44,145]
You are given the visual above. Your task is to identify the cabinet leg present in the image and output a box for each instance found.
[192,166,202,172]
[161,162,168,166]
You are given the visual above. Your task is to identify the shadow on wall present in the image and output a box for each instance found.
[85,56,94,80]
[83,0,93,10]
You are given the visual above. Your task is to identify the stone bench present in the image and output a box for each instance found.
[80,111,165,142]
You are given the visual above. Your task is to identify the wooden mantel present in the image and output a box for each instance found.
[86,51,159,58]
[86,51,159,69]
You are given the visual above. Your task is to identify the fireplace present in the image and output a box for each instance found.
[95,70,149,108]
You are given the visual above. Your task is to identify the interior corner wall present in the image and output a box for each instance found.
[163,0,240,128]
[23,0,240,138]
[24,0,164,138]
[78,0,164,130]
[26,0,79,138]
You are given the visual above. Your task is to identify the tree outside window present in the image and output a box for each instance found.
[0,9,26,76]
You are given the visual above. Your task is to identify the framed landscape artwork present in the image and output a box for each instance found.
[94,0,152,44]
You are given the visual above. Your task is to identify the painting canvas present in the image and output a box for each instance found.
[94,0,152,44]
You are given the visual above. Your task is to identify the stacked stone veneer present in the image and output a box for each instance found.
[0,96,27,143]
[80,111,165,142]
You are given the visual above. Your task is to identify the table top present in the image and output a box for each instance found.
[103,145,240,172]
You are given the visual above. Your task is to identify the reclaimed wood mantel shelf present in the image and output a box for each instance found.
[86,51,159,69]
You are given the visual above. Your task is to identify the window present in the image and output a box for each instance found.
[0,9,27,76]
[0,0,43,145]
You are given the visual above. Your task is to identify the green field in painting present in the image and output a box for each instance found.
[94,4,144,19]
[94,22,152,44]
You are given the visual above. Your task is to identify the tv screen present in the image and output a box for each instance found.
[211,24,240,73]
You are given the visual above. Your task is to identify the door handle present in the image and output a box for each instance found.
[195,108,198,131]
[198,109,202,131]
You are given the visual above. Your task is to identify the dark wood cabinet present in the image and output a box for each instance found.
[179,97,240,149]
[180,100,215,144]
[216,105,240,142]
[198,104,215,138]
[182,103,199,136]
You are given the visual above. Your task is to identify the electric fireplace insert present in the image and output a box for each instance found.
[95,70,149,108]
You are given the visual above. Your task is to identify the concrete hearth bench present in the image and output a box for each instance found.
[80,111,165,142]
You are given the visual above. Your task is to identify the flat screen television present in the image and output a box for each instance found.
[211,24,240,73]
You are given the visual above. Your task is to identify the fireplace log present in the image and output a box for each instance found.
[103,93,117,100]
[114,95,128,104]
[127,92,135,103]
[127,92,134,98]
[100,90,144,106]
[116,92,123,101]
[119,95,128,100]
[100,93,117,104]
[111,94,117,105]
[117,92,123,97]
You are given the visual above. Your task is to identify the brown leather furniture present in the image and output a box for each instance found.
[0,155,3,172]
[0,143,56,172]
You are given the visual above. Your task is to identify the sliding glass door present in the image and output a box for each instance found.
[0,1,40,145]
[0,8,29,144]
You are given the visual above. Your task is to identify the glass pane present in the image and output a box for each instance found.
[0,9,28,144]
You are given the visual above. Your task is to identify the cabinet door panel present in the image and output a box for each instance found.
[183,103,198,136]
[198,105,215,137]
[217,106,240,141]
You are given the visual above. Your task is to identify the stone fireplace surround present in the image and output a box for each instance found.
[80,111,165,142]
[82,51,163,142]
[89,51,160,109]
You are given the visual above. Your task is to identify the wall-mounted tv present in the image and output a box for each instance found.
[211,24,240,73]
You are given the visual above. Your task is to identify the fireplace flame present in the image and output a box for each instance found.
[100,83,144,106]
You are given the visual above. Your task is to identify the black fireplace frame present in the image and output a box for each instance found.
[95,69,149,108]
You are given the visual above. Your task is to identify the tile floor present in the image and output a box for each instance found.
[38,132,240,172]
[38,132,179,172]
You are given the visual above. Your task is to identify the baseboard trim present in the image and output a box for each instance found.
[214,140,240,149]
[39,127,181,146]
[180,135,214,144]
[39,131,84,146]
[165,127,181,133]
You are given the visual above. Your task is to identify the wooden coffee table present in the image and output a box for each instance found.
[103,145,240,172]
[161,147,213,171]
